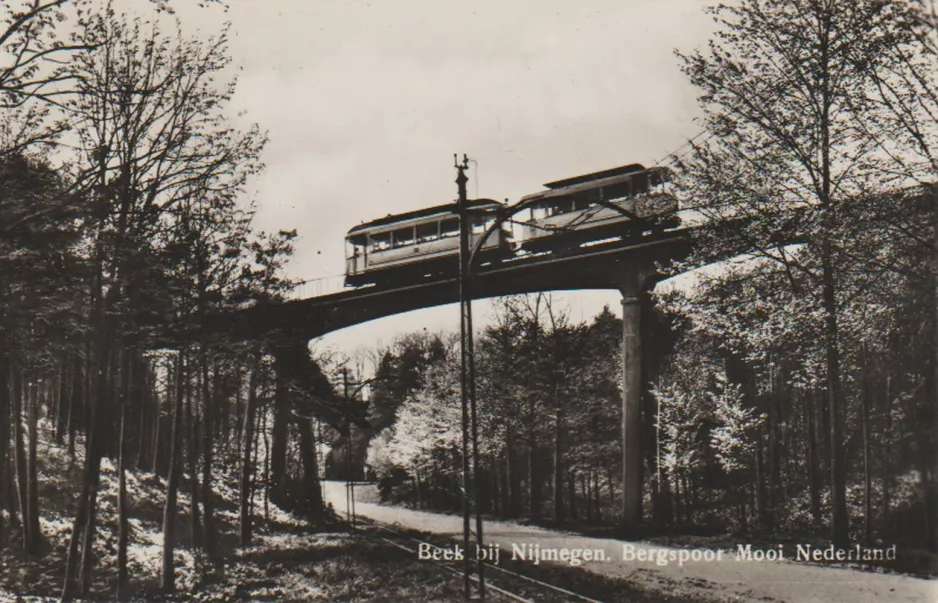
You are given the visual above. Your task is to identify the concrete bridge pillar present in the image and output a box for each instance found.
[620,291,642,531]
[618,267,654,533]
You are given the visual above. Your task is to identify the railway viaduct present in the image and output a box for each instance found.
[179,223,698,533]
[154,161,760,533]
[155,167,929,540]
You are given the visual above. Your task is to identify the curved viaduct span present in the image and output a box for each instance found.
[205,230,690,341]
[183,225,697,533]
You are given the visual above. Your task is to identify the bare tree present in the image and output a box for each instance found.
[59,9,264,598]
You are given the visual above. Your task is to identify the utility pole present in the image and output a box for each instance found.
[343,367,356,529]
[456,154,485,600]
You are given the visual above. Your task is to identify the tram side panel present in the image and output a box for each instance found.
[520,193,678,253]
[345,211,508,287]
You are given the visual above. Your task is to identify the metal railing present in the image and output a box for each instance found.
[288,274,348,300]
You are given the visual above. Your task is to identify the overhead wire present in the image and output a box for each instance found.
[652,53,806,171]
[653,127,713,167]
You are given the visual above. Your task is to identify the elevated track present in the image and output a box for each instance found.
[187,226,692,345]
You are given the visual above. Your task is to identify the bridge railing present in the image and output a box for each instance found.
[288,274,348,300]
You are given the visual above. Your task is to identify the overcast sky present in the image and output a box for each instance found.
[164,0,716,359]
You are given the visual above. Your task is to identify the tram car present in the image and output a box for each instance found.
[516,163,678,253]
[344,199,509,287]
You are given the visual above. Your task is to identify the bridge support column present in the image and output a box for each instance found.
[620,290,642,532]
[618,266,654,534]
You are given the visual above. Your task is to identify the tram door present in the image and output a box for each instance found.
[346,236,365,276]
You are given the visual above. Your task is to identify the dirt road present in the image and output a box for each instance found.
[324,481,936,603]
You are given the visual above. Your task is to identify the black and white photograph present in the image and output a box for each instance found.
[0,0,936,601]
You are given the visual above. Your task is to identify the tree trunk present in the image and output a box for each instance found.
[79,459,102,597]
[63,269,110,601]
[673,471,683,526]
[767,366,779,532]
[552,407,564,523]
[134,357,148,471]
[161,351,187,593]
[151,374,162,475]
[822,248,849,547]
[82,344,118,592]
[683,471,693,525]
[61,395,100,600]
[567,470,577,521]
[66,351,82,463]
[806,390,822,529]
[26,377,40,555]
[505,422,520,518]
[269,363,290,508]
[187,366,201,550]
[233,365,243,456]
[56,358,70,444]
[201,348,216,558]
[861,347,872,544]
[584,472,593,524]
[0,358,8,541]
[657,464,673,529]
[594,471,602,522]
[818,11,848,542]
[526,416,540,519]
[296,416,324,520]
[882,375,892,529]
[239,360,259,547]
[116,353,130,600]
[754,435,767,530]
[932,179,938,552]
[261,402,270,525]
[914,413,937,551]
[490,461,500,516]
[606,465,615,521]
[12,368,32,554]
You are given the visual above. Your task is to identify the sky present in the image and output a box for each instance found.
[161,0,717,361]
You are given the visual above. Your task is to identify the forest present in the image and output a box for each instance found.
[0,0,352,599]
[0,0,937,600]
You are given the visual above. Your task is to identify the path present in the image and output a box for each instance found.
[323,481,936,603]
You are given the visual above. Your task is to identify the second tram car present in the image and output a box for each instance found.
[344,199,508,287]
[517,163,678,253]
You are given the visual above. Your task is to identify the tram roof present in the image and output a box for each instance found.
[347,198,502,236]
[543,163,646,189]
[521,165,669,205]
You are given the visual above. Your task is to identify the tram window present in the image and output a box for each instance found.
[392,227,415,248]
[346,237,366,258]
[440,218,460,238]
[369,232,391,253]
[531,206,549,221]
[416,222,439,243]
[633,175,650,196]
[551,200,574,216]
[573,197,590,211]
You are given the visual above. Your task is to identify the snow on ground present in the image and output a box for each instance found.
[2,425,245,599]
[7,425,481,601]
[323,481,938,603]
